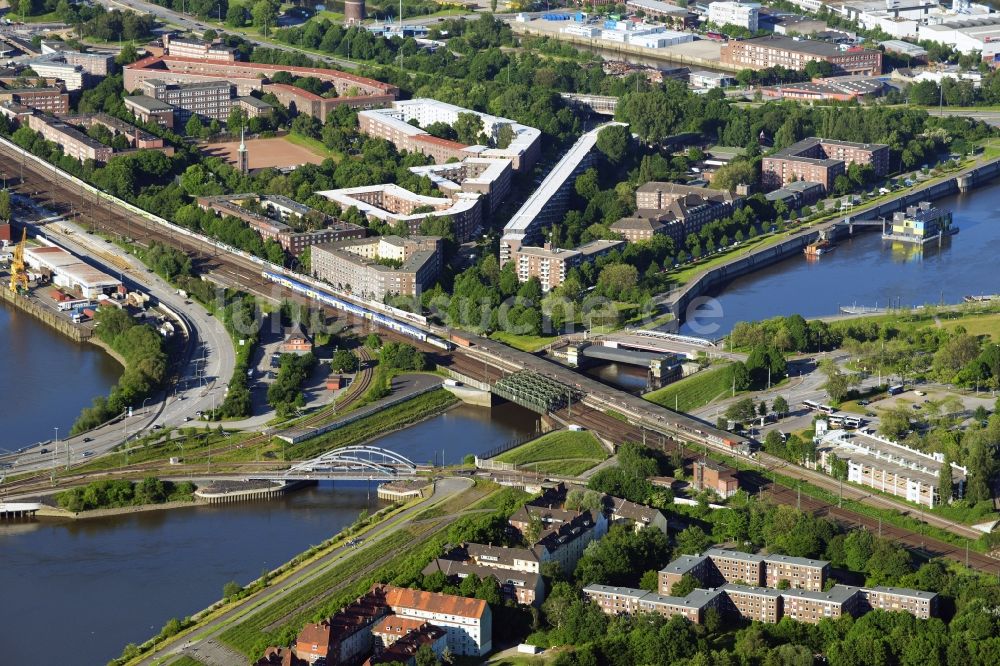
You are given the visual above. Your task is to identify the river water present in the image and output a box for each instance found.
[680,179,1000,336]
[0,300,122,449]
[0,401,536,665]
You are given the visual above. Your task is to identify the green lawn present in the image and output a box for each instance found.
[489,331,559,352]
[644,363,735,413]
[168,657,209,666]
[284,133,341,161]
[495,430,608,476]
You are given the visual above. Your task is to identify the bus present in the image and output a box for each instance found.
[818,404,837,415]
[888,384,905,395]
[842,416,862,429]
[803,400,820,411]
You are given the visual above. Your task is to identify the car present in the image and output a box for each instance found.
[152,424,163,430]
[82,437,92,443]
[39,448,49,454]
[912,404,922,410]
[865,412,876,417]
[858,399,869,406]
[81,451,93,458]
[184,416,192,422]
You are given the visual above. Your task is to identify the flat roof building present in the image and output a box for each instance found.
[408,157,512,214]
[316,184,482,243]
[501,122,627,265]
[511,240,625,292]
[24,244,122,298]
[124,94,175,129]
[762,137,890,192]
[310,235,442,300]
[0,85,69,115]
[721,36,882,76]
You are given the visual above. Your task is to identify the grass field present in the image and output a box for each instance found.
[644,364,735,413]
[941,312,1000,340]
[489,331,558,352]
[167,657,208,666]
[495,430,608,476]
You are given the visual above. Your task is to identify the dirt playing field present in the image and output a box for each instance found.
[200,136,326,170]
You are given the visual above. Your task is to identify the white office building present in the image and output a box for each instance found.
[708,2,761,31]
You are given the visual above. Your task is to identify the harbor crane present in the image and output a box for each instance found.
[8,228,28,294]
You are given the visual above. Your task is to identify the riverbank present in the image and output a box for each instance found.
[35,498,198,521]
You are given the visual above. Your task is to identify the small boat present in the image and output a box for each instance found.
[804,239,834,256]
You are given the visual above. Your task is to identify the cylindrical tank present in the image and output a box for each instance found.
[344,0,366,23]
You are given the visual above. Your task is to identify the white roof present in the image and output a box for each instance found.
[316,184,480,223]
[503,122,627,241]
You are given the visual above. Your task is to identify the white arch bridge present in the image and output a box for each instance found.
[249,445,423,481]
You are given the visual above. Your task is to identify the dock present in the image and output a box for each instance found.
[0,502,41,519]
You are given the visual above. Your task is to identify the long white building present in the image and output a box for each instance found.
[708,2,761,31]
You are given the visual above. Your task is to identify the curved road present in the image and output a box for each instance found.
[1,198,236,475]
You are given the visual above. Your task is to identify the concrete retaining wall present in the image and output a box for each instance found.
[0,288,90,341]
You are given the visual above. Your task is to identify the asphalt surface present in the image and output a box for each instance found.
[1,196,236,474]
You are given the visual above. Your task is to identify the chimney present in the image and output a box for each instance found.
[543,242,551,251]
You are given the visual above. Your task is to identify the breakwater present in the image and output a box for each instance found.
[665,157,1000,328]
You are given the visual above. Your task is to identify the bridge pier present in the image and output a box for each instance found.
[957,173,973,193]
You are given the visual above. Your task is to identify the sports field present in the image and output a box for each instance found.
[200,136,326,169]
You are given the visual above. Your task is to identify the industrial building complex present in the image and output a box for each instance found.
[721,36,883,76]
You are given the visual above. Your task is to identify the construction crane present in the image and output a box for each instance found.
[8,228,28,294]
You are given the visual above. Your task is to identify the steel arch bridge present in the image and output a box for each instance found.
[285,445,418,478]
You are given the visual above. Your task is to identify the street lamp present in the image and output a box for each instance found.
[142,397,152,415]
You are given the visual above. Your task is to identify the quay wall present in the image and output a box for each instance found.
[666,158,1000,327]
[0,288,91,341]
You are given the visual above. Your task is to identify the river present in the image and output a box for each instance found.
[0,300,121,450]
[680,180,1000,336]
[0,400,537,665]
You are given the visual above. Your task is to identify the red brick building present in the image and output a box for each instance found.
[721,36,882,76]
[761,137,890,191]
[692,459,739,498]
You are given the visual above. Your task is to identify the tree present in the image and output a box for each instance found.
[331,349,359,373]
[829,454,848,480]
[414,644,438,666]
[596,124,629,165]
[820,360,854,403]
[772,395,789,416]
[0,189,10,222]
[938,457,953,504]
[222,580,242,599]
[364,333,382,350]
[185,114,203,137]
[725,397,757,424]
[669,573,700,597]
[252,0,278,32]
[639,569,660,591]
[226,1,246,26]
[878,407,912,440]
[674,525,711,555]
[116,42,139,66]
[227,106,248,133]
[18,0,34,17]
[453,112,485,145]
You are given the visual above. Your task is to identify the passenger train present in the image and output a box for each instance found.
[261,270,452,351]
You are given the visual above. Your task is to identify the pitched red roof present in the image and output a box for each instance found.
[384,585,488,619]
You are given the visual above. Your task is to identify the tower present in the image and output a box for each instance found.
[345,0,365,24]
[237,127,249,175]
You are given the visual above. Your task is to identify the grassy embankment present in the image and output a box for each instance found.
[644,363,737,413]
[495,430,609,476]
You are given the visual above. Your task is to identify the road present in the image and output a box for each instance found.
[0,196,236,476]
[134,476,474,666]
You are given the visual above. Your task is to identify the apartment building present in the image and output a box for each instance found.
[123,95,175,129]
[764,180,825,210]
[0,85,68,115]
[722,36,882,76]
[163,34,236,62]
[761,137,890,192]
[422,558,546,606]
[461,543,543,574]
[197,194,365,255]
[511,239,624,292]
[138,78,233,122]
[63,50,115,76]
[603,495,668,533]
[780,586,862,623]
[764,554,830,592]
[67,113,169,151]
[295,586,390,663]
[610,215,667,243]
[859,586,938,620]
[408,157,512,214]
[311,235,442,300]
[720,584,783,624]
[692,459,740,499]
[368,619,446,666]
[708,2,761,31]
[124,55,398,116]
[27,59,85,91]
[658,548,829,592]
[658,554,712,594]
[27,114,112,163]
[583,584,725,624]
[316,184,483,243]
[817,428,967,508]
[384,586,492,656]
[359,99,542,171]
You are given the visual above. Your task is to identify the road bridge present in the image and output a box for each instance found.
[560,93,618,116]
[276,445,419,481]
